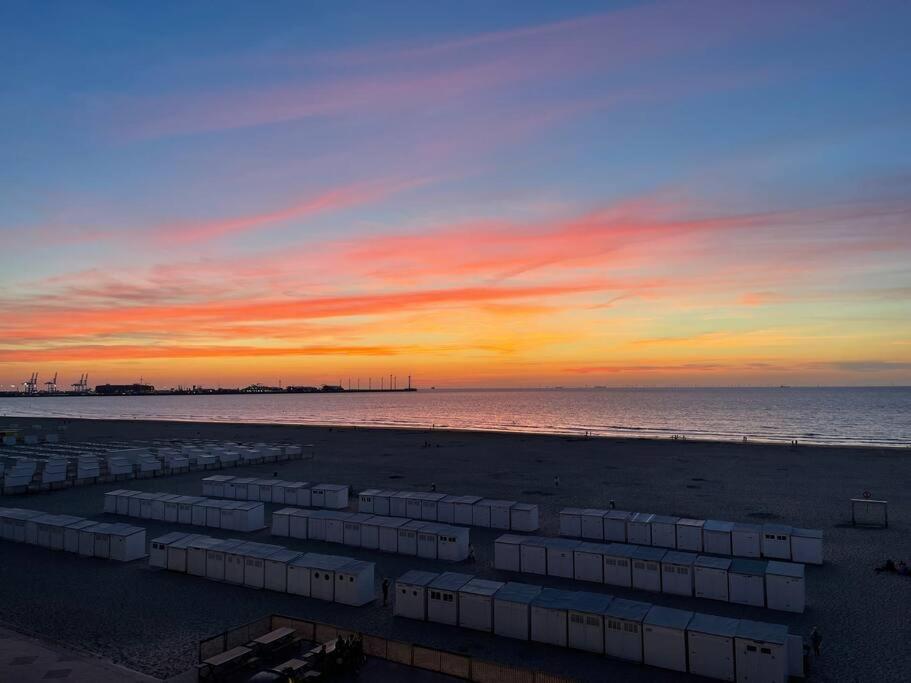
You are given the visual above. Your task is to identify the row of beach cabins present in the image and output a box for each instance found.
[0,440,307,494]
[202,475,349,509]
[0,506,146,561]
[149,532,374,606]
[394,570,802,683]
[495,534,805,613]
[272,507,470,561]
[559,508,823,565]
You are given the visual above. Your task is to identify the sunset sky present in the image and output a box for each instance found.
[2,0,910,388]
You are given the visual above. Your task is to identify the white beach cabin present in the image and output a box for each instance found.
[343,514,374,547]
[395,570,439,620]
[687,613,739,682]
[371,490,395,516]
[545,538,581,579]
[305,554,349,602]
[649,515,679,549]
[695,555,732,602]
[166,534,209,574]
[580,509,607,540]
[420,492,447,521]
[675,518,705,552]
[64,519,96,554]
[493,582,542,641]
[306,510,331,541]
[377,517,408,553]
[494,534,524,572]
[626,512,654,546]
[477,499,515,528]
[334,560,375,606]
[703,520,735,556]
[202,475,234,498]
[358,489,382,514]
[271,507,295,537]
[388,491,409,518]
[459,578,504,632]
[289,509,315,540]
[293,483,313,508]
[416,523,442,559]
[761,524,793,560]
[573,542,608,583]
[660,551,697,597]
[509,503,539,532]
[263,549,303,593]
[603,510,632,542]
[187,537,223,577]
[559,508,584,537]
[729,559,768,607]
[313,484,350,510]
[324,511,352,545]
[206,538,245,581]
[224,541,256,583]
[436,495,458,524]
[397,520,425,556]
[107,523,146,562]
[520,537,548,575]
[631,546,666,593]
[643,605,693,672]
[286,554,313,597]
[602,544,636,588]
[604,598,650,663]
[735,620,789,683]
[568,591,614,655]
[150,532,190,568]
[731,523,762,558]
[437,525,470,562]
[427,572,473,626]
[451,495,482,526]
[790,528,823,565]
[530,588,575,648]
[244,544,285,588]
[765,561,805,613]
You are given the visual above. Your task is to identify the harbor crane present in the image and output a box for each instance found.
[71,373,89,393]
[44,372,58,394]
[22,372,39,394]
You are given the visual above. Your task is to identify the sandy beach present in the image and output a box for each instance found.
[1,417,909,681]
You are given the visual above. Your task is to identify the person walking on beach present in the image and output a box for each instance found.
[554,475,560,488]
[382,578,390,606]
[430,482,436,492]
[810,626,822,656]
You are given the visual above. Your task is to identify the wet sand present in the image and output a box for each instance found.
[1,417,909,681]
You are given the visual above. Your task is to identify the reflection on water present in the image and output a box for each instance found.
[1,387,909,448]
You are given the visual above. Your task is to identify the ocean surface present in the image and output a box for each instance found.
[1,387,909,448]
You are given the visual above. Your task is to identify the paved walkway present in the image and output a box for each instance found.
[0,624,161,683]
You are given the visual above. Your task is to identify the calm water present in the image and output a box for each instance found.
[1,387,909,448]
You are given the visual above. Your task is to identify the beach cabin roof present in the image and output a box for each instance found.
[108,523,144,537]
[477,498,516,508]
[372,516,408,529]
[359,489,382,497]
[512,503,537,512]
[245,544,284,560]
[415,492,446,502]
[703,519,735,533]
[765,561,805,578]
[580,508,607,517]
[170,533,210,549]
[603,543,637,558]
[576,542,611,555]
[346,514,376,524]
[644,606,694,630]
[494,582,543,605]
[66,519,97,532]
[429,572,474,591]
[461,578,504,597]
[442,494,482,505]
[302,553,352,571]
[315,483,347,492]
[203,475,235,483]
[175,495,207,505]
[188,537,223,552]
[604,598,651,622]
[210,538,246,552]
[561,507,586,515]
[730,559,768,576]
[568,591,613,614]
[531,588,577,611]
[662,550,698,566]
[398,570,439,587]
[266,549,303,564]
[677,518,705,528]
[605,510,632,521]
[339,560,372,575]
[695,556,732,570]
[632,546,667,562]
[688,613,740,637]
[541,537,582,551]
[736,620,788,645]
[152,532,191,546]
[762,523,793,535]
[232,477,258,485]
[402,520,427,532]
[495,534,526,546]
[629,512,655,524]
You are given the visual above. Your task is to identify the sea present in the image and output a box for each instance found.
[1,387,909,448]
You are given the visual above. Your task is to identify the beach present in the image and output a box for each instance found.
[1,417,909,681]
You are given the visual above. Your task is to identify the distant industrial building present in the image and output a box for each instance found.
[95,383,155,395]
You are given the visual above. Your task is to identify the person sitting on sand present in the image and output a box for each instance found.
[875,559,897,573]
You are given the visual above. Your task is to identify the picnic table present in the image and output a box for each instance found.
[199,645,253,678]
[252,627,296,647]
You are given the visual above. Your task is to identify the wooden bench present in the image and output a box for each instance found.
[198,645,253,679]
